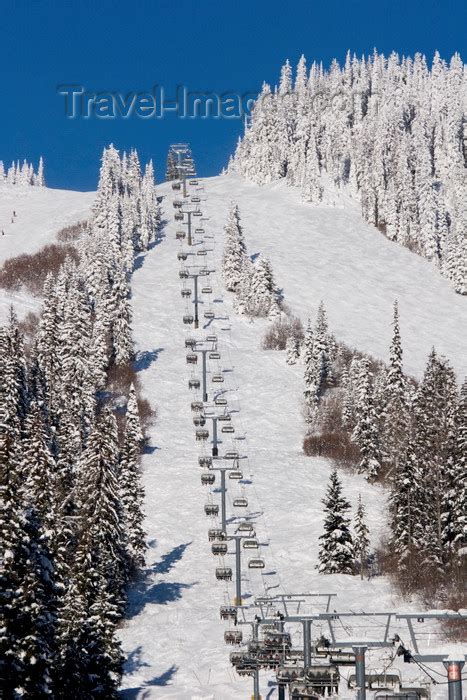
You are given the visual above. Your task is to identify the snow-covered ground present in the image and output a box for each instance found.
[118,174,466,699]
[0,184,94,320]
[0,175,464,697]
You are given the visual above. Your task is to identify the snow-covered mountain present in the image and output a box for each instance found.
[117,173,466,699]
[1,166,465,698]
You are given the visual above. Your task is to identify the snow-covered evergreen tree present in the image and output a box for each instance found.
[351,358,381,480]
[353,495,370,579]
[222,203,248,292]
[318,469,354,574]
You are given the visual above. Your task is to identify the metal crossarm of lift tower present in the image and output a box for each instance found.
[395,611,467,662]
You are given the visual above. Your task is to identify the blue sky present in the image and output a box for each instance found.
[2,0,466,191]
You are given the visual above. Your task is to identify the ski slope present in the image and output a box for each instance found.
[0,184,94,320]
[119,174,466,699]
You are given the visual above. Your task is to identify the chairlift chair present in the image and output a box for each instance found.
[201,473,215,486]
[202,286,213,295]
[222,425,234,434]
[229,470,243,480]
[179,270,189,279]
[243,538,259,549]
[185,338,197,348]
[215,396,228,406]
[205,503,219,516]
[206,334,217,343]
[183,315,194,325]
[263,631,292,648]
[195,227,204,234]
[188,378,200,390]
[193,210,202,217]
[181,288,191,298]
[224,630,243,645]
[173,200,182,208]
[175,230,186,240]
[234,497,248,508]
[174,212,183,221]
[204,311,215,319]
[212,542,228,556]
[189,179,199,185]
[209,350,220,359]
[196,429,209,441]
[191,401,204,412]
[225,451,239,460]
[220,606,237,621]
[215,567,232,581]
[212,374,224,383]
[197,249,207,256]
[217,414,231,422]
[186,353,198,364]
[177,251,188,261]
[289,681,321,700]
[172,181,181,190]
[199,455,212,468]
[208,528,225,541]
[193,415,206,427]
[237,522,254,533]
[191,196,201,203]
[248,558,265,569]
[198,268,210,276]
[276,665,305,684]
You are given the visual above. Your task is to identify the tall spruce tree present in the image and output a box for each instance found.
[318,469,354,574]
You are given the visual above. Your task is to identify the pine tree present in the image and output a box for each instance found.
[353,495,370,579]
[352,358,381,480]
[222,203,248,292]
[285,334,300,364]
[318,469,354,574]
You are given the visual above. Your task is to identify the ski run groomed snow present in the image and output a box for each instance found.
[114,173,467,699]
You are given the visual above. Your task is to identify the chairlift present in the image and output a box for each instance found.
[193,415,206,427]
[186,353,198,364]
[188,378,200,390]
[201,473,215,486]
[220,606,237,621]
[205,503,219,516]
[206,335,217,343]
[215,566,232,581]
[181,288,191,298]
[243,539,259,549]
[185,338,197,349]
[215,396,228,406]
[204,311,215,320]
[172,181,181,190]
[196,429,209,441]
[183,315,194,325]
[289,681,321,700]
[229,470,243,480]
[234,497,248,508]
[276,665,305,684]
[304,665,340,694]
[224,630,243,645]
[225,451,239,460]
[212,542,228,555]
[264,631,292,648]
[199,455,212,467]
[175,230,186,240]
[177,251,188,261]
[248,558,265,569]
[212,374,224,383]
[222,425,235,434]
[179,270,189,279]
[202,287,213,295]
[208,528,225,541]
